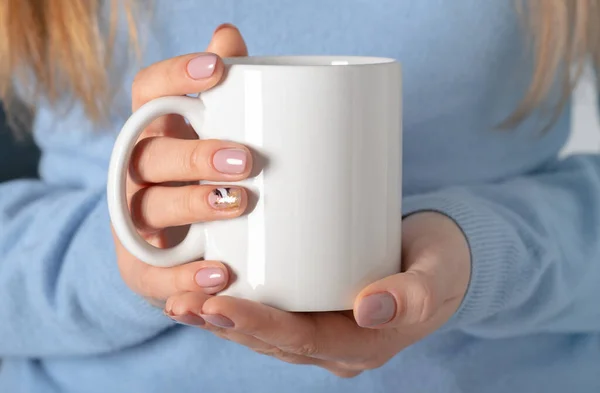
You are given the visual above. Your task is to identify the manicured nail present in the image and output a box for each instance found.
[165,312,206,327]
[195,267,226,288]
[213,148,247,174]
[187,53,218,80]
[208,187,242,210]
[355,292,396,328]
[201,314,235,328]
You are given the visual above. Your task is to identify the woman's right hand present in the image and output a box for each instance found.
[111,24,251,321]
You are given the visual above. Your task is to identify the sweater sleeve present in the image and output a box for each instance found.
[0,181,171,357]
[0,110,172,357]
[403,154,600,337]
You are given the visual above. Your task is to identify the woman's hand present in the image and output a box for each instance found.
[165,212,471,377]
[112,24,251,314]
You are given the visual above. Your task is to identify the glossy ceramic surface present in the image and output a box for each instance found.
[108,56,403,311]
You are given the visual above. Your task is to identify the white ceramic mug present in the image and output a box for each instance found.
[107,56,402,312]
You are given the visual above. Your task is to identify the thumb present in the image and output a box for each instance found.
[353,270,442,329]
[207,23,248,58]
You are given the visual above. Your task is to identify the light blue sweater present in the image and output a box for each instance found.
[1,1,600,392]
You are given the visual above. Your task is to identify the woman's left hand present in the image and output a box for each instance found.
[165,212,471,378]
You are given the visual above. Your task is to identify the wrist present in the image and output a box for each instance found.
[402,191,516,328]
[401,211,471,309]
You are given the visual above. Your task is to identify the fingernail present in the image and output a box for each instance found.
[208,187,243,210]
[187,53,218,80]
[355,292,396,328]
[201,314,235,328]
[213,148,247,174]
[166,312,206,327]
[195,267,226,288]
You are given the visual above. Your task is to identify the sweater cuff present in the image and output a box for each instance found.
[402,190,519,328]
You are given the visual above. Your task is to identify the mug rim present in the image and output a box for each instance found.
[223,55,398,67]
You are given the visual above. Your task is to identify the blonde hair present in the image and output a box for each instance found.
[0,0,598,129]
[0,0,138,127]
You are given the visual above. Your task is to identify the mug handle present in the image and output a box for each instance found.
[107,96,207,268]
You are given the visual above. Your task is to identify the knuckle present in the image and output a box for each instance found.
[165,296,186,315]
[293,341,318,357]
[164,68,177,91]
[209,326,230,340]
[179,186,206,219]
[171,267,193,293]
[130,188,152,229]
[186,142,207,177]
[131,70,149,106]
[255,347,308,365]
[129,138,152,182]
[405,271,438,324]
[254,346,285,358]
[288,317,319,356]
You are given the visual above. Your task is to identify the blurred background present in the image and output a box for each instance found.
[0,69,598,182]
[564,66,600,156]
[0,103,39,181]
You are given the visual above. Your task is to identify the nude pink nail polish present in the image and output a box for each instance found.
[170,313,206,327]
[201,314,234,328]
[355,292,396,327]
[187,53,217,80]
[213,148,247,174]
[195,267,226,288]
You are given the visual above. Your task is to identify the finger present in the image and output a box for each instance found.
[196,318,361,378]
[207,24,248,58]
[127,24,249,191]
[164,292,212,326]
[401,212,471,302]
[131,24,247,110]
[200,296,380,363]
[354,270,441,329]
[132,52,224,111]
[120,258,230,301]
[131,185,247,230]
[130,137,252,183]
[352,212,471,329]
[206,326,323,366]
[165,293,288,353]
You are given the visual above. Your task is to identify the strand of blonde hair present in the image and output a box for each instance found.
[0,0,137,128]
